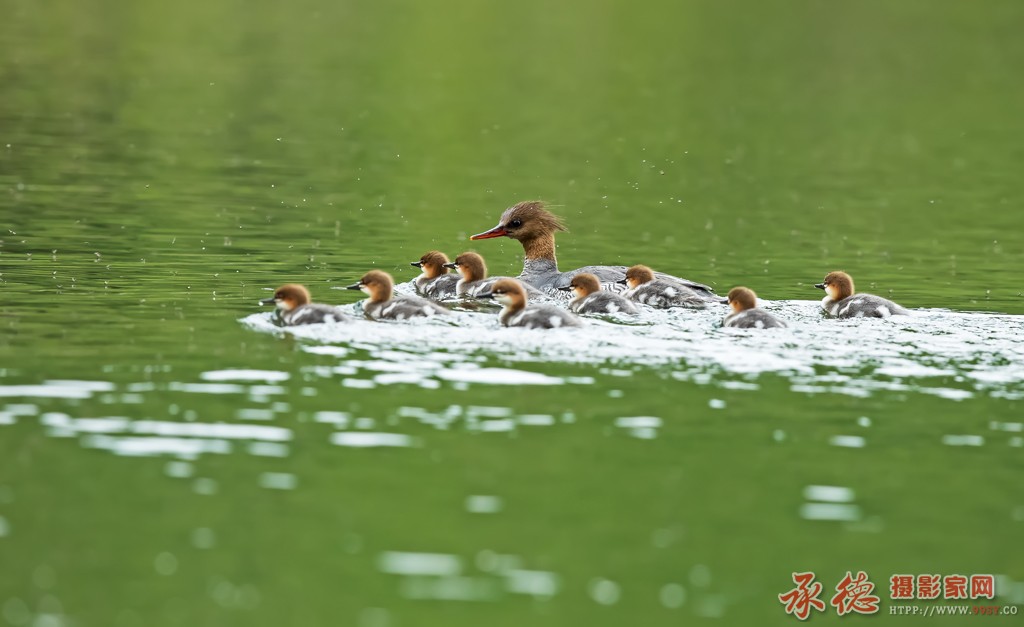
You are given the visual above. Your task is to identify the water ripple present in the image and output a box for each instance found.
[241,299,1024,399]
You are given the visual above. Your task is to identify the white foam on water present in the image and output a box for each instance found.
[168,382,246,394]
[258,472,297,490]
[942,434,985,447]
[504,569,560,597]
[0,385,95,399]
[3,404,38,415]
[314,411,351,426]
[803,485,855,503]
[800,503,863,521]
[829,435,867,448]
[241,301,1024,400]
[477,419,515,433]
[615,416,662,429]
[398,576,500,601]
[131,421,292,442]
[83,435,232,458]
[200,370,290,383]
[437,368,569,386]
[330,432,415,448]
[464,495,503,514]
[517,414,555,426]
[378,551,462,576]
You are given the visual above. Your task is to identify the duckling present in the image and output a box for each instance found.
[345,270,450,320]
[722,287,787,329]
[443,251,545,299]
[259,284,351,326]
[477,278,582,329]
[815,271,909,318]
[620,265,707,308]
[410,250,459,299]
[557,273,638,315]
[469,200,720,299]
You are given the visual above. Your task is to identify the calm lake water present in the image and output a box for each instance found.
[2,0,1023,625]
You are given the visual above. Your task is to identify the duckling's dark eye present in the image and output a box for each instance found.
[509,219,522,228]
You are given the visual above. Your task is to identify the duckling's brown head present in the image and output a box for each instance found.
[623,265,655,290]
[346,270,394,302]
[569,273,601,298]
[447,252,488,282]
[261,284,311,311]
[411,251,450,279]
[478,278,527,309]
[727,286,757,313]
[815,271,854,301]
[470,201,567,243]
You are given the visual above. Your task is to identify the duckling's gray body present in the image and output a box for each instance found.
[501,304,582,329]
[415,274,460,300]
[625,279,706,309]
[722,308,787,329]
[569,291,639,315]
[279,304,351,326]
[365,295,449,320]
[459,277,545,300]
[822,294,909,318]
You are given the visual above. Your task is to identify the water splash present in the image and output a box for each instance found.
[241,299,1024,400]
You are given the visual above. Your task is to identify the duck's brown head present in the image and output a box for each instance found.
[476,278,528,310]
[622,265,656,290]
[411,251,451,279]
[260,284,312,311]
[727,286,758,313]
[345,270,394,302]
[444,252,488,282]
[566,273,601,298]
[814,271,854,301]
[470,201,567,245]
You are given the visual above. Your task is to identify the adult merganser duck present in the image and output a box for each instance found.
[557,273,638,315]
[477,279,583,329]
[620,265,707,309]
[469,200,719,300]
[410,250,459,299]
[259,284,351,326]
[815,271,910,318]
[345,270,450,320]
[442,251,545,299]
[722,287,787,329]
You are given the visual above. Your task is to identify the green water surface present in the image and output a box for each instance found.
[1,0,1022,625]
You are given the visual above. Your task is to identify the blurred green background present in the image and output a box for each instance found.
[1,0,1023,624]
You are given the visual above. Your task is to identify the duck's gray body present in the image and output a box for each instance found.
[569,291,639,315]
[500,304,583,329]
[520,259,720,301]
[625,279,707,309]
[723,308,787,329]
[279,304,351,326]
[415,274,460,300]
[365,294,450,320]
[822,294,909,318]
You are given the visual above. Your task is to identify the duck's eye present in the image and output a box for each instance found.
[509,219,522,228]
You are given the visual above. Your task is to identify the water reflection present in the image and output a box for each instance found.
[377,551,561,602]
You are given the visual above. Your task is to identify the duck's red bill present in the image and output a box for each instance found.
[470,224,507,240]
